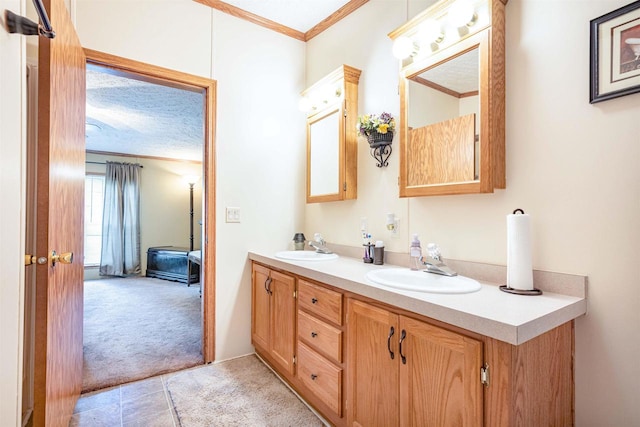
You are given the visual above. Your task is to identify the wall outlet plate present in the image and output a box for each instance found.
[225,207,240,223]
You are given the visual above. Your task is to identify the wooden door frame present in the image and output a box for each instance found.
[83,49,216,362]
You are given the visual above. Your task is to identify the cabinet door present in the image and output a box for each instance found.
[251,264,271,350]
[399,316,483,427]
[270,270,296,375]
[347,299,399,427]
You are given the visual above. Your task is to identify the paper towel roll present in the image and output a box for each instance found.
[506,211,534,290]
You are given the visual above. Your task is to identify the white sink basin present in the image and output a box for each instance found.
[366,268,481,294]
[275,251,339,261]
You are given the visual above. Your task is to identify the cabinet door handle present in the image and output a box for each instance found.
[311,297,318,304]
[399,329,407,364]
[387,326,395,360]
[265,277,273,295]
[310,374,318,380]
[311,332,318,338]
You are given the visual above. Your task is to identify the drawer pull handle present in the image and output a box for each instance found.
[264,277,273,295]
[311,297,318,304]
[387,326,395,360]
[311,332,318,338]
[399,329,407,364]
[311,374,318,380]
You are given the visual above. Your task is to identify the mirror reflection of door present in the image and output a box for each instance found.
[407,46,480,184]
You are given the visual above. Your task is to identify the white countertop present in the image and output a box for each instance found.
[248,251,587,346]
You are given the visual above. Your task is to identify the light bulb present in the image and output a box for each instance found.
[182,175,200,186]
[449,0,477,28]
[298,97,312,112]
[392,36,418,60]
[319,84,334,104]
[417,19,444,45]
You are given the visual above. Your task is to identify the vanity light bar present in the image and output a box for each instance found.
[300,65,360,115]
[299,83,343,113]
[390,0,489,60]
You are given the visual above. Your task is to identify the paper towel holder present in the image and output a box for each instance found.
[499,285,542,295]
[500,208,543,295]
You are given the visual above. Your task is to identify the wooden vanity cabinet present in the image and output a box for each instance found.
[347,299,483,427]
[251,261,575,426]
[296,279,346,424]
[251,263,296,375]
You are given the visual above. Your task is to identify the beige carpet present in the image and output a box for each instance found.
[82,276,203,393]
[166,355,324,426]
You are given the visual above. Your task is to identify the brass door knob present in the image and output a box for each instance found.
[51,250,73,266]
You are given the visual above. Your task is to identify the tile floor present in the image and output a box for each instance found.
[70,374,179,427]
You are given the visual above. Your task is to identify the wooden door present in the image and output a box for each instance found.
[347,299,399,427]
[33,0,86,425]
[399,316,483,427]
[269,270,296,375]
[251,263,270,350]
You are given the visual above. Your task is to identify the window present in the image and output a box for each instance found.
[84,175,105,266]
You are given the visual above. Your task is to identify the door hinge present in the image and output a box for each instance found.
[343,182,347,191]
[293,290,297,299]
[480,363,489,387]
[293,356,297,365]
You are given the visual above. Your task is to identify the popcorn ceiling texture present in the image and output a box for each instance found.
[86,67,204,161]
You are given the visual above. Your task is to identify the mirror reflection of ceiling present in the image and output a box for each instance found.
[414,48,479,95]
[85,64,205,161]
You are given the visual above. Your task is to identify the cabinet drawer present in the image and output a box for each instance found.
[298,279,342,325]
[297,342,342,417]
[298,310,343,363]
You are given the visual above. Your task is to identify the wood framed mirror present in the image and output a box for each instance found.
[390,0,507,197]
[303,65,361,203]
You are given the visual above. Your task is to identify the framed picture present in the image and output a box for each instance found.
[590,0,640,103]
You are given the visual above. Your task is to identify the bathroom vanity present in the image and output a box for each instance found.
[249,251,586,426]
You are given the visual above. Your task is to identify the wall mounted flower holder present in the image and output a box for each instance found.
[368,133,393,167]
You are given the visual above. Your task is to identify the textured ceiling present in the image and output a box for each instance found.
[223,0,351,32]
[417,47,479,94]
[85,64,205,161]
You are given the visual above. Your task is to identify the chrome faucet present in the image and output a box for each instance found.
[421,243,457,276]
[309,233,333,254]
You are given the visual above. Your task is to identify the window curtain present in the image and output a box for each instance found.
[100,161,142,277]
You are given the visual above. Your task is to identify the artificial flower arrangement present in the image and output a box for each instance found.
[357,112,396,145]
[357,112,396,136]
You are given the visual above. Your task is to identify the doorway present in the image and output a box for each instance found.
[84,49,217,368]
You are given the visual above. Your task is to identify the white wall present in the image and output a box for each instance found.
[0,0,25,424]
[75,0,306,361]
[306,0,409,252]
[306,0,640,425]
[210,10,306,359]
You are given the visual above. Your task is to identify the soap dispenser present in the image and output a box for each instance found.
[409,234,422,270]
